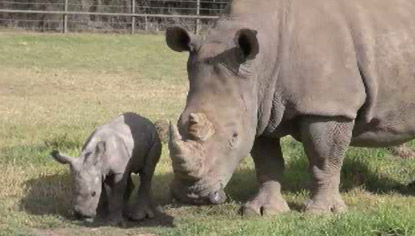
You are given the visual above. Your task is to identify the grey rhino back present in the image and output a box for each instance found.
[82,113,159,168]
[231,0,415,145]
[342,0,415,145]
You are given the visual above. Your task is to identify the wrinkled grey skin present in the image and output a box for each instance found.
[52,112,161,223]
[166,0,415,214]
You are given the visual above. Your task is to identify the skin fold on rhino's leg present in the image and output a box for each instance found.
[300,116,354,213]
[241,137,290,216]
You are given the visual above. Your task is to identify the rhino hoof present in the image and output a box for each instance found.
[129,203,155,221]
[106,215,124,226]
[241,196,290,217]
[305,198,347,214]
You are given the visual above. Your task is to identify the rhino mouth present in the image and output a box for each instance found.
[170,173,229,205]
[74,211,95,222]
[171,184,227,205]
[186,190,226,205]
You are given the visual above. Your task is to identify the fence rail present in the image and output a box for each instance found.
[0,0,226,34]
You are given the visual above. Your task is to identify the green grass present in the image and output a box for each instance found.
[0,32,414,236]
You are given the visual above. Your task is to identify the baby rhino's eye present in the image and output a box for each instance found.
[91,191,96,197]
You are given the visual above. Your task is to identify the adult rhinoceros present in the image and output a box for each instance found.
[165,0,415,215]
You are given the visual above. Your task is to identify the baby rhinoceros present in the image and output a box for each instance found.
[51,112,161,224]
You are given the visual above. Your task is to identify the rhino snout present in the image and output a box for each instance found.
[208,190,226,205]
[74,208,95,222]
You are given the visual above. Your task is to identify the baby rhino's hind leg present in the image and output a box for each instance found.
[129,141,162,221]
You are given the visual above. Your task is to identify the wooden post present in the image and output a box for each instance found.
[131,0,135,34]
[195,0,200,34]
[144,15,148,31]
[63,0,68,33]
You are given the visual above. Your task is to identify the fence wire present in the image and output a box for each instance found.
[0,0,227,33]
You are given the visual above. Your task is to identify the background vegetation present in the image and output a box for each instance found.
[0,0,228,32]
[1,32,415,235]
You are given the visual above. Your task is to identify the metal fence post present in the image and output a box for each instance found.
[195,0,200,34]
[131,0,135,34]
[63,0,68,33]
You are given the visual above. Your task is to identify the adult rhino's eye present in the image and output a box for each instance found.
[91,191,96,197]
[205,58,213,65]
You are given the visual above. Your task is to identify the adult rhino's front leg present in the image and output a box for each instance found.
[300,116,354,213]
[241,137,289,216]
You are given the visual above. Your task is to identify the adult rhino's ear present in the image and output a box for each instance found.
[166,26,201,52]
[235,28,259,60]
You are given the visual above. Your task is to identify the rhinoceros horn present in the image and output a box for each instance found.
[169,122,205,179]
[188,113,215,141]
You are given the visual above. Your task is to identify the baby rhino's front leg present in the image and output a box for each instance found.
[105,173,129,225]
[129,142,161,221]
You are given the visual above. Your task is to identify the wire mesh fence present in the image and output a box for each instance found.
[0,0,228,33]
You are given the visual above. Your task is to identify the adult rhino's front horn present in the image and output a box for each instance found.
[168,122,205,179]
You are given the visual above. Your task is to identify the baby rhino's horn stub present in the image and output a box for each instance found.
[188,113,215,141]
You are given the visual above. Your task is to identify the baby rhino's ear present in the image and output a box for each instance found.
[95,141,106,155]
[51,150,80,169]
[85,141,106,167]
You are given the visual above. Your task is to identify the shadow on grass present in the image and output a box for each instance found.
[8,141,415,222]
[19,172,73,217]
[341,156,415,195]
[225,152,415,206]
[19,171,176,228]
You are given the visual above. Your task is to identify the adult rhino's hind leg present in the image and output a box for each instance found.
[301,116,354,213]
[241,137,290,216]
